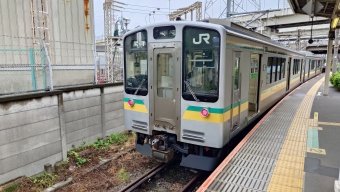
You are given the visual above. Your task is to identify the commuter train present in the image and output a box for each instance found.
[122,19,324,171]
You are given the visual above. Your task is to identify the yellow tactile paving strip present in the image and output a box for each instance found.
[267,77,324,192]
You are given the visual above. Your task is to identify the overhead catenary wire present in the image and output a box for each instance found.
[124,3,177,10]
[121,10,169,15]
[122,7,171,14]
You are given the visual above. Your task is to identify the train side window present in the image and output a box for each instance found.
[266,57,272,84]
[293,59,297,75]
[271,57,277,83]
[281,58,286,78]
[234,54,240,90]
[277,58,282,81]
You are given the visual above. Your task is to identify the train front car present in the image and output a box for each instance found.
[123,22,226,171]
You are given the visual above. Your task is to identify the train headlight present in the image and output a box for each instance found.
[128,99,135,107]
[201,108,210,117]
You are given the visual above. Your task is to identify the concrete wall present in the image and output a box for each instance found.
[0,96,62,184]
[0,83,124,184]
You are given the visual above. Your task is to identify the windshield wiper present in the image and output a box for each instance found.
[184,80,199,102]
[134,79,145,95]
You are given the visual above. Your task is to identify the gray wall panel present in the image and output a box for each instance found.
[0,130,60,160]
[105,101,123,113]
[0,153,62,184]
[63,96,101,112]
[105,109,124,122]
[0,85,125,184]
[0,106,59,131]
[65,114,101,134]
[66,124,101,144]
[0,141,61,174]
[0,118,59,146]
[64,105,101,123]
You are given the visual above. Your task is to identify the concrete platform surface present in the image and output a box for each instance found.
[197,74,340,192]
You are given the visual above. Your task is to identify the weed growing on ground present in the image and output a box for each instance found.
[29,173,58,189]
[4,184,20,192]
[92,132,131,149]
[68,151,89,166]
[108,132,129,145]
[118,166,129,183]
[169,169,176,176]
[93,138,110,149]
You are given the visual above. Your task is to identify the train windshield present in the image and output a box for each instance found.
[124,30,148,96]
[182,27,220,102]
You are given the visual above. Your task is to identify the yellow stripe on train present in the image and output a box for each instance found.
[124,102,148,113]
[182,102,248,123]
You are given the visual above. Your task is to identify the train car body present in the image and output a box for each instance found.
[122,20,323,171]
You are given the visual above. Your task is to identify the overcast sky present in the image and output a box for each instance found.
[93,0,287,37]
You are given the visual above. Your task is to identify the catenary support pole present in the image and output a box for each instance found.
[324,35,333,96]
[333,29,339,73]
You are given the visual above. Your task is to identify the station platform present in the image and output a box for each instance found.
[197,74,340,192]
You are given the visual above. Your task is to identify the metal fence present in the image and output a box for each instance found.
[0,40,53,96]
[0,36,97,96]
[0,35,127,96]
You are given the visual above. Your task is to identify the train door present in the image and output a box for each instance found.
[248,53,261,119]
[300,59,304,83]
[231,52,241,131]
[152,48,180,133]
[286,58,291,91]
[308,60,311,78]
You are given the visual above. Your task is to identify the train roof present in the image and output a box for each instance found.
[124,21,323,58]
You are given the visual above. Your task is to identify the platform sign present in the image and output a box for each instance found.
[302,0,324,17]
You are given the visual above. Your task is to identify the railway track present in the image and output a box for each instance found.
[118,161,202,192]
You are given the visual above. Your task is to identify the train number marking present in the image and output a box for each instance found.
[307,147,326,155]
[193,33,210,44]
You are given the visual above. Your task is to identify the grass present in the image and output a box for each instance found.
[28,173,58,189]
[93,132,131,149]
[11,131,136,192]
[4,184,20,192]
[118,166,129,183]
[67,151,90,166]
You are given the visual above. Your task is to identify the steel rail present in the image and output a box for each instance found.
[180,171,203,192]
[118,162,169,192]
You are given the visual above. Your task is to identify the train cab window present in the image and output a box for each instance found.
[182,27,220,102]
[153,26,176,39]
[124,30,148,96]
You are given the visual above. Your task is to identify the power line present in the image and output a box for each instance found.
[124,3,177,10]
[123,7,170,14]
[121,10,169,15]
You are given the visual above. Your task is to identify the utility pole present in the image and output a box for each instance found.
[297,29,301,51]
[333,29,339,72]
[227,0,231,19]
[103,0,125,82]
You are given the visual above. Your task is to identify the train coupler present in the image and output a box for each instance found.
[152,149,175,163]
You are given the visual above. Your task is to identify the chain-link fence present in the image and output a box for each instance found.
[0,40,52,96]
[0,35,97,96]
[95,47,124,84]
[1,36,126,96]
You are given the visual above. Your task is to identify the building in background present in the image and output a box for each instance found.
[0,0,95,95]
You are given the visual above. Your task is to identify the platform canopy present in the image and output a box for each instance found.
[287,0,340,28]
